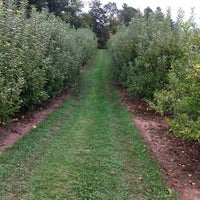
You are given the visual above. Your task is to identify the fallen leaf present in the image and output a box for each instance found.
[138,176,143,181]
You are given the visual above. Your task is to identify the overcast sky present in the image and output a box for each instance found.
[83,0,200,23]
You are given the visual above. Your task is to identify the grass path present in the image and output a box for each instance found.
[0,50,176,199]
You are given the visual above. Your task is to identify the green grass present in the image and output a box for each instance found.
[0,50,177,199]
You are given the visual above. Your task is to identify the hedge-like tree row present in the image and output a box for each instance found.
[0,1,97,123]
[109,10,200,141]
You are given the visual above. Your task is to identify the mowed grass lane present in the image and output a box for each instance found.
[0,50,177,199]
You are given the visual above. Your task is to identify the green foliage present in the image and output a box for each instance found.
[119,3,138,26]
[109,10,181,99]
[109,9,200,141]
[153,55,200,141]
[151,17,200,141]
[16,0,87,29]
[0,0,97,122]
[19,8,50,108]
[0,1,26,122]
[89,0,110,48]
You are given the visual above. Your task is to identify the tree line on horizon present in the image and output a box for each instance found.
[2,0,167,48]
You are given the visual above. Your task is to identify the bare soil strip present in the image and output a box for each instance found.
[0,85,76,154]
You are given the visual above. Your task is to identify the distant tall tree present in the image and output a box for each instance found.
[81,13,92,28]
[62,0,83,28]
[104,2,119,19]
[104,2,120,34]
[22,0,83,28]
[144,6,153,21]
[119,3,138,26]
[28,0,46,11]
[89,0,109,48]
[155,6,164,20]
